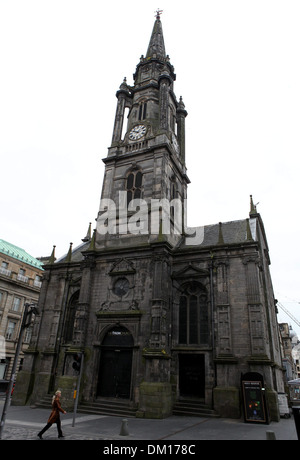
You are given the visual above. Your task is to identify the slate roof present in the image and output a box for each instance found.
[181,218,257,249]
[53,217,257,265]
[55,241,90,264]
[0,239,44,269]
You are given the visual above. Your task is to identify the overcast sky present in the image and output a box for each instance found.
[1,0,299,334]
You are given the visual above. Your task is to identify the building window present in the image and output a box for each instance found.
[0,262,11,277]
[17,269,28,283]
[12,297,21,312]
[24,325,33,343]
[0,359,9,380]
[138,102,147,120]
[6,321,16,340]
[179,282,208,345]
[34,275,42,288]
[63,291,79,343]
[126,170,143,204]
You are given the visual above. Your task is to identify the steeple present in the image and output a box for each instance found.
[133,14,175,87]
[146,11,166,59]
[99,11,189,250]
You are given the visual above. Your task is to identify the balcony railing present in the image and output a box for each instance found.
[0,267,11,277]
[17,274,29,283]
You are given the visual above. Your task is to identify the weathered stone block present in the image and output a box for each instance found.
[138,382,172,418]
[11,371,35,405]
[213,386,241,418]
[266,388,280,422]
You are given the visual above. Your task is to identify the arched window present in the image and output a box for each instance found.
[126,170,143,204]
[102,325,134,347]
[138,102,147,121]
[179,282,208,345]
[63,291,79,343]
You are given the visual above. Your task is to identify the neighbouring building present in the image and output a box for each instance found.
[13,13,285,420]
[292,342,300,379]
[0,239,43,389]
[279,323,298,383]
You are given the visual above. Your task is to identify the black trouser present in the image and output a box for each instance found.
[38,418,63,437]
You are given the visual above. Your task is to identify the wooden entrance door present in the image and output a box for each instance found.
[98,349,133,398]
[97,326,133,399]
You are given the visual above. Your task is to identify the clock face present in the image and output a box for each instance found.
[129,124,147,141]
[113,277,130,297]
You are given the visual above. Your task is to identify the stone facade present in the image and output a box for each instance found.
[13,15,284,420]
[0,240,43,386]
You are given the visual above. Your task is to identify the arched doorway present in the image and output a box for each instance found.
[97,326,133,399]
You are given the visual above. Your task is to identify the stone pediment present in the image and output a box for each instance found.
[109,258,136,276]
[171,264,209,280]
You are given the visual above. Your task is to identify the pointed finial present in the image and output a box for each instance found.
[217,222,225,245]
[119,77,128,90]
[82,222,92,242]
[88,229,96,251]
[65,242,73,263]
[249,195,259,216]
[47,245,56,264]
[177,96,188,117]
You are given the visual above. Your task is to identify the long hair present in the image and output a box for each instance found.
[52,390,61,404]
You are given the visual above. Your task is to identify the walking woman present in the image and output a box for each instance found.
[38,390,67,439]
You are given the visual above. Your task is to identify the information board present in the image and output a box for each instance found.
[241,380,267,423]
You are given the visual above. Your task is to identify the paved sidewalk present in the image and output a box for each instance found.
[0,400,298,441]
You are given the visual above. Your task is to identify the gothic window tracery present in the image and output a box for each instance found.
[126,169,143,204]
[178,282,208,345]
[63,291,79,343]
[138,102,147,120]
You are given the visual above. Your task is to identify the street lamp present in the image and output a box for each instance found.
[0,303,39,439]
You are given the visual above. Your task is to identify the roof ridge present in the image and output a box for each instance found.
[204,218,248,228]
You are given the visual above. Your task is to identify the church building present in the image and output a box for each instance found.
[14,13,284,420]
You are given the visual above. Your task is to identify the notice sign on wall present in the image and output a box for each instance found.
[242,380,267,423]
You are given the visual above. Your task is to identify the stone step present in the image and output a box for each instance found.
[34,395,53,410]
[173,399,219,418]
[35,395,137,418]
[78,399,137,418]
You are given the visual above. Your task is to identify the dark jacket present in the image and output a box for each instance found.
[48,397,65,424]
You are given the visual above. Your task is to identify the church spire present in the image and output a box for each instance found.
[146,10,166,59]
